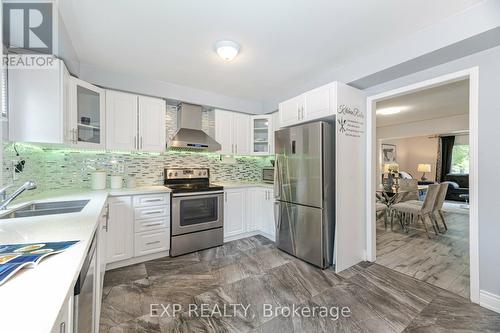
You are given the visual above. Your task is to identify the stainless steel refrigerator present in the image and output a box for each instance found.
[274,121,335,269]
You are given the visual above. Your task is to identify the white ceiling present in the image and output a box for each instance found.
[59,0,481,106]
[376,79,469,127]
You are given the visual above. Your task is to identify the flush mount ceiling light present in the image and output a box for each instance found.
[215,40,240,62]
[376,107,403,115]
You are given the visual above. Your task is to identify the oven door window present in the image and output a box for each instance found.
[179,197,218,226]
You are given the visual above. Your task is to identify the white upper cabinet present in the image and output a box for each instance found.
[214,109,250,155]
[8,59,108,148]
[279,95,305,128]
[69,77,106,148]
[9,59,70,144]
[106,90,137,151]
[251,115,272,155]
[138,96,166,152]
[233,112,250,155]
[279,82,338,127]
[106,90,166,152]
[304,83,333,120]
[214,110,233,155]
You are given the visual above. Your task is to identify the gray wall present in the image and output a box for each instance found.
[364,44,500,296]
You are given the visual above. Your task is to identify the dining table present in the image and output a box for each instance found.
[376,185,429,207]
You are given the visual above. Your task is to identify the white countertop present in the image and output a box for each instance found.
[0,185,170,333]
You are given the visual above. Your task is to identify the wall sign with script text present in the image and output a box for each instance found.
[337,104,365,138]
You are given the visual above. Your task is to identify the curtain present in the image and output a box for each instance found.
[436,139,442,182]
[440,136,455,181]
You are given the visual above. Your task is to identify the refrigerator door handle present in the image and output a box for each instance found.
[274,157,281,199]
[274,201,281,230]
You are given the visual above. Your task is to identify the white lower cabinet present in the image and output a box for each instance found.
[51,294,73,333]
[261,189,275,239]
[134,229,170,257]
[106,193,170,266]
[223,189,247,238]
[95,207,109,332]
[247,188,264,232]
[106,196,134,263]
[224,187,275,241]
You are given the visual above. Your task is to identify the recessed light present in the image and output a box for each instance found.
[215,40,240,62]
[377,107,402,115]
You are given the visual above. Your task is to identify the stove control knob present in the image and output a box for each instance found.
[168,172,172,177]
[198,171,202,176]
[174,172,178,177]
[203,171,207,176]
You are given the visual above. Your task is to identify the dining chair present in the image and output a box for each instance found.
[376,193,389,228]
[405,181,450,233]
[397,179,419,202]
[432,181,450,232]
[390,184,440,238]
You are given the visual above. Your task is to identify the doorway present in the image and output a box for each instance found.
[365,68,479,303]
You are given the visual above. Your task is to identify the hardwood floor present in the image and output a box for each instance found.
[376,209,470,298]
[99,235,500,332]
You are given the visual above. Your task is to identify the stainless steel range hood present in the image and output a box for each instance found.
[167,103,221,151]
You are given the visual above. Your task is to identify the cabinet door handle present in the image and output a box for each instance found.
[60,321,66,333]
[144,210,163,215]
[72,128,77,144]
[224,192,227,202]
[103,204,109,231]
[144,198,162,202]
[134,136,137,149]
[146,240,161,246]
[235,144,238,154]
[145,222,163,227]
[140,137,143,149]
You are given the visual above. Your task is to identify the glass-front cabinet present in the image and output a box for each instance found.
[68,77,105,148]
[251,115,272,155]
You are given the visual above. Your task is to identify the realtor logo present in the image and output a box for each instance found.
[3,2,53,54]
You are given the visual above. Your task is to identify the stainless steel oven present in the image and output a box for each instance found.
[172,191,224,235]
[165,168,225,256]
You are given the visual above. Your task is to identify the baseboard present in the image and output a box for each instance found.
[106,250,169,270]
[224,231,260,243]
[480,290,500,314]
[257,230,276,242]
[224,230,276,243]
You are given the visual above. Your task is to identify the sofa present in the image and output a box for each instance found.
[443,174,469,202]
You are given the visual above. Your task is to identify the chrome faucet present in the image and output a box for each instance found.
[0,180,37,210]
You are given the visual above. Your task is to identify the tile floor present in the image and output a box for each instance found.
[99,234,500,332]
[376,210,470,298]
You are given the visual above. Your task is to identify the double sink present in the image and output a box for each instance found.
[0,200,90,220]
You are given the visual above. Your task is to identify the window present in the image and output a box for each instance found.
[450,144,469,174]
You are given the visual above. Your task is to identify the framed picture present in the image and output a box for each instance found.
[381,144,397,164]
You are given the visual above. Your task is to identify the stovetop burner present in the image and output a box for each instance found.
[164,168,223,194]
